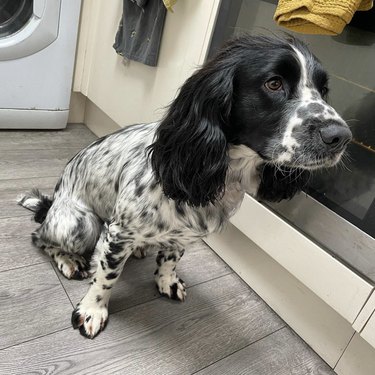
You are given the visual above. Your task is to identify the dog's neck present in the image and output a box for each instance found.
[227,144,264,197]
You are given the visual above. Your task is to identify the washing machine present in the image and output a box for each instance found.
[0,0,81,129]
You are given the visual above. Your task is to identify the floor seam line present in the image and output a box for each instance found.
[0,175,60,183]
[0,260,48,274]
[190,326,287,374]
[0,326,71,352]
[333,330,356,369]
[0,214,37,220]
[50,261,75,308]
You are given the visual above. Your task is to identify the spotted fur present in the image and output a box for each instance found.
[18,35,351,339]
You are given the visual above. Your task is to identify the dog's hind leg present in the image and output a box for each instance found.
[44,245,89,280]
[31,199,102,280]
[31,230,90,280]
[155,248,186,301]
[49,248,89,280]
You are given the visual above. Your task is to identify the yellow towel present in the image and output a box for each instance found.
[274,0,373,35]
[163,0,177,12]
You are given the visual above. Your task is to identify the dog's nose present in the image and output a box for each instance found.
[319,124,352,151]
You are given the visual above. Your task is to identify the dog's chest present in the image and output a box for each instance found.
[147,184,245,248]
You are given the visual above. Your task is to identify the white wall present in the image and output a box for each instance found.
[74,0,221,132]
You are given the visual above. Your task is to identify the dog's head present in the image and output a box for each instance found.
[228,36,351,170]
[149,35,352,206]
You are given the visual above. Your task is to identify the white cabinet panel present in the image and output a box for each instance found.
[230,194,373,323]
[74,0,221,127]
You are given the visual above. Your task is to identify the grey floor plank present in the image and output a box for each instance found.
[55,241,232,313]
[0,124,97,151]
[0,148,80,180]
[0,216,49,272]
[0,176,57,219]
[0,273,285,375]
[196,327,335,375]
[0,262,72,349]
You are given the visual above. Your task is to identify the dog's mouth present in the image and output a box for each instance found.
[288,151,345,170]
[298,160,333,170]
[258,144,347,171]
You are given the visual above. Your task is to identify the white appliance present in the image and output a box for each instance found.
[0,0,81,129]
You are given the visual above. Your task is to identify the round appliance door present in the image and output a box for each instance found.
[0,0,33,37]
[0,0,61,60]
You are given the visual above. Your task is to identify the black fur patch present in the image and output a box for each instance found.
[106,252,122,269]
[24,189,53,224]
[156,252,164,266]
[109,242,123,254]
[257,164,310,202]
[170,283,179,299]
[71,309,82,329]
[114,179,119,193]
[167,254,177,262]
[54,177,62,193]
[105,272,118,280]
[135,184,145,197]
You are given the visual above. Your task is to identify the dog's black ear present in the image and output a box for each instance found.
[257,164,310,202]
[148,53,237,206]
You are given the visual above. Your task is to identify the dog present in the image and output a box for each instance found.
[18,35,352,339]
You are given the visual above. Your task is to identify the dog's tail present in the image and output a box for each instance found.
[17,188,53,224]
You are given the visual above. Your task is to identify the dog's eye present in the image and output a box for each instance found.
[265,78,283,91]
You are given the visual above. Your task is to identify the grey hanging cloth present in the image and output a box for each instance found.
[113,0,167,67]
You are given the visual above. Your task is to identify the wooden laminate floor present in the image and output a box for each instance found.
[0,124,335,374]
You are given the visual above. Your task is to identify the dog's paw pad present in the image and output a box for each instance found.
[71,301,108,339]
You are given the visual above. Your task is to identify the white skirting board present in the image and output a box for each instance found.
[204,224,375,374]
[0,108,69,129]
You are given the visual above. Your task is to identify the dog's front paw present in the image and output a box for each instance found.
[71,298,108,339]
[156,274,187,302]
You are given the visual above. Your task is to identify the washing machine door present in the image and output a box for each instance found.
[0,0,61,60]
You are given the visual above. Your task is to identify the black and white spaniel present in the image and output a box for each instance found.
[18,35,352,339]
